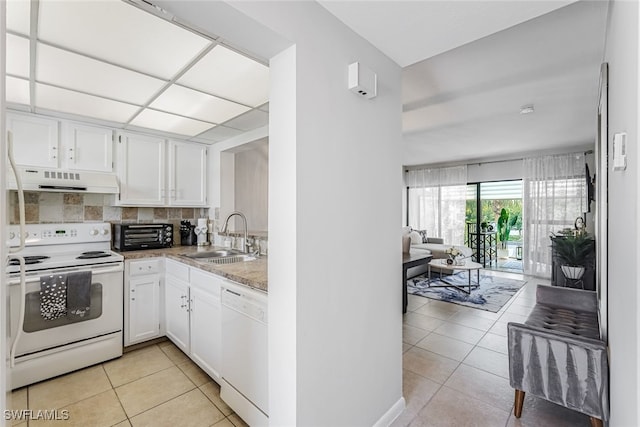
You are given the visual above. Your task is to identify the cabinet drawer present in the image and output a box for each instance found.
[190,268,222,297]
[165,259,190,282]
[129,258,161,276]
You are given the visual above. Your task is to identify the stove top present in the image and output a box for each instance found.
[6,223,123,274]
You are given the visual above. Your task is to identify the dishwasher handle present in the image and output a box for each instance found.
[222,286,267,324]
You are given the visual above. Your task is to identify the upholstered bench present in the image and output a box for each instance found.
[507,285,609,427]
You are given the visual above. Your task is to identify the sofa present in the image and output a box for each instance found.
[402,227,473,277]
[402,227,472,258]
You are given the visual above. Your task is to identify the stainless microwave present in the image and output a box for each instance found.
[112,223,173,251]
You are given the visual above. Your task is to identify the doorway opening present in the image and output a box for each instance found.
[465,180,523,273]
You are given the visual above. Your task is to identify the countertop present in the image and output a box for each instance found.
[117,246,268,293]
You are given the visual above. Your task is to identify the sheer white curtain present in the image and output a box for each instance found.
[523,152,587,278]
[406,166,467,245]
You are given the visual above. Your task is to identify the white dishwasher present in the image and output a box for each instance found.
[221,281,268,426]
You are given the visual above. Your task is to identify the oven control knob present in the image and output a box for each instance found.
[90,229,99,236]
[100,228,109,236]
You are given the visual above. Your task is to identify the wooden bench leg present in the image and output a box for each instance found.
[514,389,525,418]
[590,417,603,427]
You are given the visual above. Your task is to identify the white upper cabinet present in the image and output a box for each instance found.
[7,112,115,173]
[168,140,207,207]
[63,122,113,172]
[116,132,165,206]
[7,113,60,168]
[117,133,207,207]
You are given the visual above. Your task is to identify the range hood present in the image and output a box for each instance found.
[7,167,120,194]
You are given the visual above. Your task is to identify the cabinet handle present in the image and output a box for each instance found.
[68,147,74,160]
[131,289,135,293]
[131,298,135,301]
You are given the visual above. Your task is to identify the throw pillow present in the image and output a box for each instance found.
[409,231,422,245]
[417,229,428,243]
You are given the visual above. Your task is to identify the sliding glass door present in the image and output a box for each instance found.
[466,180,523,272]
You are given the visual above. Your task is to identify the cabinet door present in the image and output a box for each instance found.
[190,286,221,380]
[165,275,190,353]
[7,113,59,168]
[128,274,161,345]
[65,122,114,172]
[116,133,165,205]
[168,140,207,207]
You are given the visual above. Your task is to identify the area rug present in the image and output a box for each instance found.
[407,272,526,312]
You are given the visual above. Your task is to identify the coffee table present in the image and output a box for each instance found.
[428,259,483,294]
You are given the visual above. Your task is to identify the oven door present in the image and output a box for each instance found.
[8,262,123,357]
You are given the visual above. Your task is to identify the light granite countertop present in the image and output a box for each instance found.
[117,246,268,293]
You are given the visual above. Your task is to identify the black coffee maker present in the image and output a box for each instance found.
[179,220,197,246]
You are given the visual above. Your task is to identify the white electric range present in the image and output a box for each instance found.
[6,223,124,389]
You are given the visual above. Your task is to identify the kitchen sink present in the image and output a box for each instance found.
[185,249,245,259]
[184,249,256,265]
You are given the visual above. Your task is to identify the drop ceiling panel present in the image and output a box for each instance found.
[37,0,211,79]
[6,76,30,105]
[36,43,167,105]
[194,125,245,142]
[150,85,251,124]
[223,109,269,131]
[6,0,30,35]
[6,34,30,78]
[36,83,140,123]
[178,45,269,107]
[129,109,215,137]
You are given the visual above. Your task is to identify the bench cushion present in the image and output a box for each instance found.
[525,304,600,340]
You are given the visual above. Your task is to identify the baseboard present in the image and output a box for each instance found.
[373,396,406,427]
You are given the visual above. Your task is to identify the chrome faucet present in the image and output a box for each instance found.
[220,211,249,253]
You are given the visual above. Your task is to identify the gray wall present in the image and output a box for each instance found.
[234,139,268,232]
[603,1,639,426]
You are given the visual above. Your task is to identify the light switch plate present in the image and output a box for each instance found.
[613,132,627,171]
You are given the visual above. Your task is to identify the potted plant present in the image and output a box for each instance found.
[497,208,518,258]
[480,221,488,232]
[551,231,594,280]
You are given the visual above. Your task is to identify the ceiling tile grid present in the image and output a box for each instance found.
[5,0,269,142]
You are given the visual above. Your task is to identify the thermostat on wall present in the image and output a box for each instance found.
[348,62,377,99]
[613,132,627,171]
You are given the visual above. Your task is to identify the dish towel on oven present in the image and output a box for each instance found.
[40,274,67,321]
[66,271,92,319]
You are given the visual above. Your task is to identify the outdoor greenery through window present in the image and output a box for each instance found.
[466,181,523,240]
[466,180,523,265]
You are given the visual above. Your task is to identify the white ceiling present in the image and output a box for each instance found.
[320,0,608,166]
[4,0,270,143]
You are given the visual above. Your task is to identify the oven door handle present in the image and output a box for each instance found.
[8,264,124,285]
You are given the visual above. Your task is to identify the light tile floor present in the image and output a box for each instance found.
[9,341,248,427]
[396,270,593,427]
[9,271,594,427]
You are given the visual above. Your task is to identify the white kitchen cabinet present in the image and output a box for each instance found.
[168,140,207,207]
[165,260,191,353]
[116,133,207,207]
[7,113,115,173]
[190,269,222,380]
[116,132,165,206]
[64,122,114,172]
[7,113,60,168]
[124,258,163,346]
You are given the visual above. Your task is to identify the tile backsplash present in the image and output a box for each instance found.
[9,191,208,228]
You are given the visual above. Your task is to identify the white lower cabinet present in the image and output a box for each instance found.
[164,259,222,381]
[189,270,222,380]
[125,258,162,346]
[165,259,191,354]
